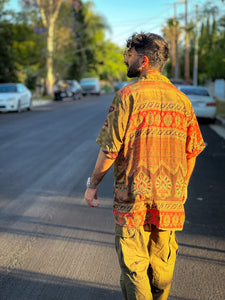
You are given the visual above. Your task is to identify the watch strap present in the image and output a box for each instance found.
[87,177,97,189]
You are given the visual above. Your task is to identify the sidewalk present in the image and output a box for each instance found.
[210,114,225,140]
[32,99,53,107]
[216,114,225,127]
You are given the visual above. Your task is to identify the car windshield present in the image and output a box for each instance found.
[65,81,75,86]
[0,85,17,93]
[180,87,210,96]
[81,79,97,86]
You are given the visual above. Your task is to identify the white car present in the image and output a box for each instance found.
[80,78,101,96]
[0,83,32,113]
[176,85,217,121]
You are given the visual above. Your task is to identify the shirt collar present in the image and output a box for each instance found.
[139,72,171,84]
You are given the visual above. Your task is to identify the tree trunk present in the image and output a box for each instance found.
[172,26,176,79]
[185,0,190,84]
[46,21,55,96]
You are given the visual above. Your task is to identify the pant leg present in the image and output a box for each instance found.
[115,224,152,300]
[147,226,178,300]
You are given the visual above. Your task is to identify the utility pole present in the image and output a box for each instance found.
[173,3,179,79]
[172,4,177,79]
[174,3,180,79]
[185,0,190,84]
[193,4,199,86]
[167,1,183,79]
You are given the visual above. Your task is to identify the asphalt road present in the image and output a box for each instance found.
[0,94,224,300]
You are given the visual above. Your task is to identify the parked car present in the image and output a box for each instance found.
[0,83,32,113]
[54,80,82,101]
[176,85,217,121]
[170,78,188,85]
[80,78,101,96]
[114,81,130,92]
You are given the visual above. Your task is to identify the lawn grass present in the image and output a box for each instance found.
[216,100,225,116]
[33,95,52,101]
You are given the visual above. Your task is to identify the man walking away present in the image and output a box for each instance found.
[84,32,205,300]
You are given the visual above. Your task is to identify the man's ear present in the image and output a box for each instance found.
[142,56,149,67]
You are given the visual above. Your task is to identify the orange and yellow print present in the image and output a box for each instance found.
[97,72,205,230]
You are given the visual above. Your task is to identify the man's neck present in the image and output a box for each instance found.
[140,68,160,77]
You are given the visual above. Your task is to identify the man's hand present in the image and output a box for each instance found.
[84,149,115,208]
[85,188,99,207]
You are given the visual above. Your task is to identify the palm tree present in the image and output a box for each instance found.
[68,1,109,79]
[162,18,183,79]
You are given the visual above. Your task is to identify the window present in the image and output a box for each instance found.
[180,87,210,97]
[0,85,17,93]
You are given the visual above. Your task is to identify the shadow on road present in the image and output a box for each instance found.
[0,268,123,300]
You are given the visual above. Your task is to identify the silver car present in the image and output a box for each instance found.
[0,83,32,112]
[176,85,217,121]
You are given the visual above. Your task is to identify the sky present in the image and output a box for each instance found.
[82,0,224,46]
[83,0,183,46]
[8,0,225,47]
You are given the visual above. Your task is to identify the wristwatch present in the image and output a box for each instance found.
[86,177,98,189]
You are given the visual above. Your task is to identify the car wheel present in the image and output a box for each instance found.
[73,93,77,101]
[27,98,32,111]
[17,100,22,113]
[54,93,60,100]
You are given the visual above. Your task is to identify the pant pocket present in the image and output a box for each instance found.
[149,230,178,265]
[161,231,178,265]
[148,230,178,291]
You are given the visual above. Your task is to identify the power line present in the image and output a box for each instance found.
[107,7,171,42]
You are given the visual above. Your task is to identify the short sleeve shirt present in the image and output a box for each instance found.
[96,73,205,230]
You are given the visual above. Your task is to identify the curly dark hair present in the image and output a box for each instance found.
[126,32,169,71]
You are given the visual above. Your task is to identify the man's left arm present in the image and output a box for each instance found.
[84,149,116,207]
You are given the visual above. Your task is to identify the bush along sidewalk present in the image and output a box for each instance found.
[216,99,225,125]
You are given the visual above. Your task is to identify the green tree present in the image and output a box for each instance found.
[0,21,18,82]
[2,0,127,90]
[21,0,81,95]
[198,2,225,82]
[67,0,109,80]
[68,1,127,83]
[164,1,225,83]
[95,41,127,83]
[0,1,18,82]
[12,20,46,88]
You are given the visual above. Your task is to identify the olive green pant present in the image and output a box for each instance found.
[115,224,178,300]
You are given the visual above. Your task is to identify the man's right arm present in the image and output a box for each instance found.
[183,156,196,202]
[186,156,196,183]
[84,149,116,207]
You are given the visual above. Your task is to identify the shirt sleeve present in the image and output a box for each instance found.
[186,106,206,159]
[96,91,130,158]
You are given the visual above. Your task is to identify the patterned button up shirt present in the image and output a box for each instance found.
[96,73,205,230]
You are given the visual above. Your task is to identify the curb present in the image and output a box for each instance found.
[216,115,225,126]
